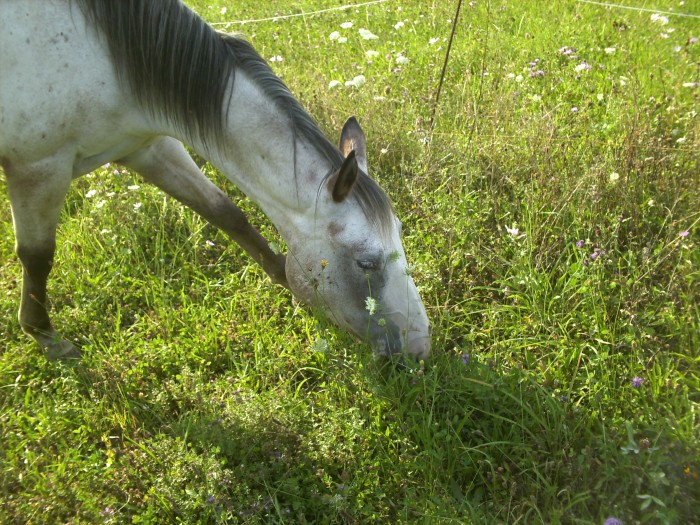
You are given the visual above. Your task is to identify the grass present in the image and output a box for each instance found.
[1,0,699,523]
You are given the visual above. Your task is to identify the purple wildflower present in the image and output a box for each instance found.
[688,37,698,45]
[576,239,585,248]
[632,376,643,389]
[462,353,471,365]
[604,518,622,525]
[590,251,599,260]
[529,69,545,77]
[679,231,689,238]
[559,45,576,57]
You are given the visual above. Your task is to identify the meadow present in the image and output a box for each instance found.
[1,0,698,523]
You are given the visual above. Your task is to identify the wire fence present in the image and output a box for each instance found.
[209,0,699,26]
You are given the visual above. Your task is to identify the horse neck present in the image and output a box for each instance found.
[188,72,329,241]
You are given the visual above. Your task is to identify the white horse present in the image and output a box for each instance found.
[0,0,430,361]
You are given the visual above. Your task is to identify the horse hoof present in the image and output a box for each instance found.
[44,340,82,361]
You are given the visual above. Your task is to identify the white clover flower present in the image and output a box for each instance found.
[345,75,366,88]
[328,79,342,90]
[359,28,378,40]
[329,31,340,40]
[650,13,669,25]
[429,37,440,45]
[340,22,353,29]
[85,189,97,198]
[609,172,620,182]
[597,93,605,101]
[604,47,616,54]
[394,21,405,30]
[396,54,410,65]
[337,37,348,44]
[515,74,524,82]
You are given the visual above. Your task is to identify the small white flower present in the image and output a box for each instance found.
[359,28,378,40]
[337,37,348,44]
[647,198,655,207]
[396,54,410,65]
[683,82,699,88]
[574,62,591,72]
[531,94,541,102]
[394,21,405,30]
[345,75,366,88]
[329,31,340,40]
[676,137,687,144]
[505,225,519,237]
[604,47,616,54]
[127,184,140,190]
[220,7,227,15]
[133,202,142,211]
[429,37,440,45]
[365,296,377,315]
[365,50,379,59]
[609,172,620,182]
[515,74,524,83]
[340,22,353,29]
[205,240,215,247]
[650,13,669,25]
[328,79,342,90]
[85,189,97,198]
[95,200,106,209]
[597,93,605,101]
[269,55,283,63]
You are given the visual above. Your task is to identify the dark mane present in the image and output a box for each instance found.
[77,0,394,233]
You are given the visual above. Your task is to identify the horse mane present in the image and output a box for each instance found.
[76,0,394,234]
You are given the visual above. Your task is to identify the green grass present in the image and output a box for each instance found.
[1,1,699,523]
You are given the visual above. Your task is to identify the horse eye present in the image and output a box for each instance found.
[357,260,379,272]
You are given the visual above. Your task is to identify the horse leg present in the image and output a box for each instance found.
[5,162,80,360]
[119,137,288,288]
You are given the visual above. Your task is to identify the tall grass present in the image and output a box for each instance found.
[1,1,698,523]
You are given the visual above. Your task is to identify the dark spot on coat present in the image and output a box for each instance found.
[328,221,345,237]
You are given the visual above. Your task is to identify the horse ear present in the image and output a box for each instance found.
[331,150,358,202]
[339,117,368,173]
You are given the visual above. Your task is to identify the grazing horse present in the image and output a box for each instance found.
[0,0,430,360]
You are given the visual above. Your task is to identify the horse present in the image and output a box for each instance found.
[0,0,430,361]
